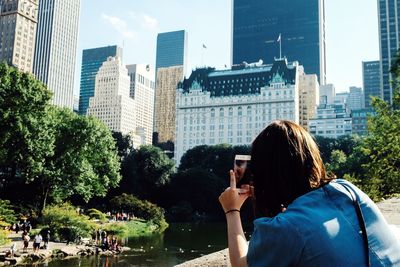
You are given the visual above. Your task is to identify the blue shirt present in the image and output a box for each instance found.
[247,179,400,266]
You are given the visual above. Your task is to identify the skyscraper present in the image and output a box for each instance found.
[378,0,400,104]
[155,30,187,69]
[33,0,80,109]
[79,45,122,115]
[362,60,381,108]
[232,0,326,84]
[154,30,187,144]
[126,64,155,145]
[87,57,138,141]
[0,0,38,73]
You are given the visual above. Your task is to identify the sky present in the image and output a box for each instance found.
[74,0,379,95]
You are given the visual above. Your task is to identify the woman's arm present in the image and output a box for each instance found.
[219,170,250,267]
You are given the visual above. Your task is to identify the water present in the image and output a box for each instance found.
[40,222,228,267]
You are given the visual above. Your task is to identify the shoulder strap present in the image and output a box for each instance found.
[340,182,371,267]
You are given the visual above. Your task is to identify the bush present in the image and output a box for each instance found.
[109,194,167,228]
[86,208,108,223]
[0,199,16,225]
[0,227,8,246]
[102,222,128,236]
[40,203,95,242]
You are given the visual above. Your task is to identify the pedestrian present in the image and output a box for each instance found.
[33,233,42,253]
[42,229,50,249]
[219,120,400,266]
[22,231,30,253]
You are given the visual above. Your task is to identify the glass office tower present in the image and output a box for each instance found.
[232,0,326,84]
[378,0,400,104]
[78,45,122,115]
[155,30,187,70]
[362,60,381,108]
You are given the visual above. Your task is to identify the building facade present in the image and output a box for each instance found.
[79,45,122,115]
[319,84,335,105]
[33,0,80,109]
[87,57,143,146]
[348,86,364,111]
[126,64,155,145]
[0,0,38,73]
[155,66,184,144]
[362,60,381,108]
[309,103,352,138]
[232,0,326,84]
[154,30,187,144]
[352,108,375,136]
[378,0,400,104]
[299,73,319,130]
[175,59,304,164]
[155,30,187,70]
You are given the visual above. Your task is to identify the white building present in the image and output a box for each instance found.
[0,0,38,73]
[309,103,352,138]
[126,64,155,145]
[175,59,303,164]
[319,84,335,105]
[348,86,364,111]
[33,0,80,109]
[87,57,143,147]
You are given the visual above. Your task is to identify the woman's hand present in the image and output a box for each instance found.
[219,170,251,213]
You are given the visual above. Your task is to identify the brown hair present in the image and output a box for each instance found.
[250,120,331,217]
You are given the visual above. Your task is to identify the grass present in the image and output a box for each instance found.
[101,219,168,238]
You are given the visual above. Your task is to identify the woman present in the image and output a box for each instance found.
[219,120,400,267]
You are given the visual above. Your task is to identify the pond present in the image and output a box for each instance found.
[36,222,230,267]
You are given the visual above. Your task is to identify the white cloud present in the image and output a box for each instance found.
[102,14,136,40]
[130,12,159,32]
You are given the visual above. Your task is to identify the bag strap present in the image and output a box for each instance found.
[340,183,371,267]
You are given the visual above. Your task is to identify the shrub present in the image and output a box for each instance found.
[109,194,168,228]
[86,208,108,223]
[40,203,95,242]
[0,227,8,246]
[0,199,16,225]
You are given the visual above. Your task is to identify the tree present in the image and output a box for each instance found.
[35,107,121,210]
[168,168,225,214]
[112,131,133,160]
[0,63,52,187]
[356,52,400,199]
[119,146,175,203]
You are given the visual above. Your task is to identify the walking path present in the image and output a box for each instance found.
[175,198,400,267]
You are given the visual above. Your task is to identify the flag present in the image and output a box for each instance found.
[202,44,207,49]
[277,34,281,42]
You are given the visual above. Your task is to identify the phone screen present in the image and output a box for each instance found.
[234,155,252,186]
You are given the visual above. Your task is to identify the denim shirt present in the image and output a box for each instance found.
[247,179,400,267]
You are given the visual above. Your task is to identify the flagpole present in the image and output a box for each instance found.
[279,37,282,59]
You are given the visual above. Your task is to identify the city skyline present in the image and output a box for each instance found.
[75,0,379,96]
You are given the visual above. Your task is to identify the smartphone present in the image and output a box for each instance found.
[234,154,252,186]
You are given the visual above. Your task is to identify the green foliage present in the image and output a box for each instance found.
[102,220,163,237]
[0,62,52,187]
[0,64,121,211]
[326,150,347,178]
[41,203,96,241]
[0,228,8,245]
[35,107,121,210]
[120,146,174,202]
[168,168,225,214]
[0,199,16,225]
[109,194,167,228]
[102,222,128,236]
[86,208,108,223]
